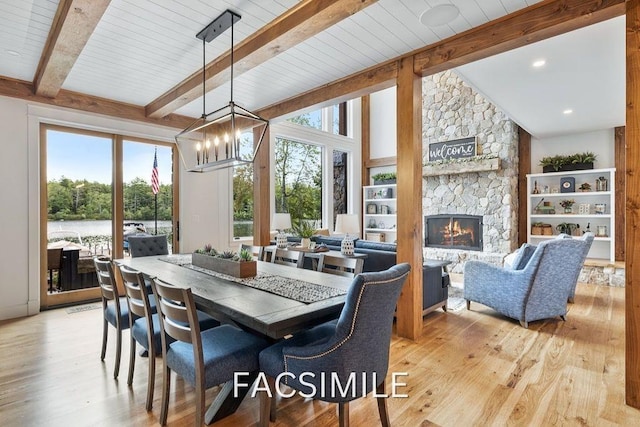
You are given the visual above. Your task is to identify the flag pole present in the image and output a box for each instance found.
[155,192,158,235]
[152,147,159,235]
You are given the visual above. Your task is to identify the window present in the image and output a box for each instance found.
[288,102,349,136]
[274,137,322,221]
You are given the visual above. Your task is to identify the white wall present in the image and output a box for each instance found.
[531,129,615,172]
[369,87,397,183]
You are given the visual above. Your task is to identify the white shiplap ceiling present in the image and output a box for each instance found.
[0,0,623,138]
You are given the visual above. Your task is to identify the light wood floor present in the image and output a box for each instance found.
[1,282,639,426]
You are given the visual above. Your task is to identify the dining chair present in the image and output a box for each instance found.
[240,244,265,261]
[258,263,411,427]
[117,265,219,411]
[47,247,63,292]
[270,248,304,268]
[317,253,364,278]
[128,235,169,258]
[94,256,130,379]
[152,278,270,426]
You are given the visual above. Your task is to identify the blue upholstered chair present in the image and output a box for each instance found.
[556,232,594,302]
[117,265,219,412]
[128,235,169,258]
[152,278,270,426]
[94,256,130,379]
[463,233,594,328]
[258,263,411,427]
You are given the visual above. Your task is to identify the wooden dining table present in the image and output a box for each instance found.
[115,254,353,424]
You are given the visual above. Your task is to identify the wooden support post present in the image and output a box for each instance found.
[518,127,531,246]
[626,0,640,408]
[395,57,423,340]
[254,127,271,246]
[615,126,625,261]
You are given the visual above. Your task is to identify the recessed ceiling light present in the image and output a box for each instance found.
[5,49,20,57]
[563,109,573,115]
[419,4,460,27]
[532,59,546,68]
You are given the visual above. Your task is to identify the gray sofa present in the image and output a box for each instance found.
[306,236,397,272]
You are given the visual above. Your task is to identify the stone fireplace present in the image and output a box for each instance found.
[422,70,519,273]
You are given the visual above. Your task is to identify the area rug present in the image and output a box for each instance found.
[66,303,101,314]
[447,285,466,312]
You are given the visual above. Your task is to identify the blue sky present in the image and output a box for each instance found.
[47,130,173,185]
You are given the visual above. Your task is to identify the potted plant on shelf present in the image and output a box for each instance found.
[192,244,256,278]
[372,172,396,185]
[559,199,575,214]
[539,152,597,173]
[292,219,316,249]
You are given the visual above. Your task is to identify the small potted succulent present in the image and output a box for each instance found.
[192,244,256,278]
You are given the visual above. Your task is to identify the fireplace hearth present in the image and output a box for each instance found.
[425,215,483,251]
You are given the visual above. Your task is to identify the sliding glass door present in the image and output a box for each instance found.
[41,125,178,308]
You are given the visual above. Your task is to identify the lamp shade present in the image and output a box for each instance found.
[272,213,292,231]
[335,214,359,235]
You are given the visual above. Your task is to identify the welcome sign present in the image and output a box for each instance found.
[428,137,477,161]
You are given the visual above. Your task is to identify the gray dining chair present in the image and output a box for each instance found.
[94,256,130,379]
[271,248,304,268]
[128,235,169,258]
[240,244,265,261]
[118,264,218,411]
[152,278,270,426]
[317,253,364,277]
[259,263,411,427]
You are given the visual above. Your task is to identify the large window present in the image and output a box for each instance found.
[274,137,322,221]
[232,100,358,240]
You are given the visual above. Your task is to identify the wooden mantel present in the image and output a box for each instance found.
[422,157,501,177]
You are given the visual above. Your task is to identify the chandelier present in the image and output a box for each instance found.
[175,9,269,172]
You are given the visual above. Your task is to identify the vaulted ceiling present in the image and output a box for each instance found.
[0,0,624,137]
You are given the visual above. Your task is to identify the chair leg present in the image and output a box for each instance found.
[560,315,567,322]
[195,380,204,427]
[114,325,122,379]
[520,320,528,328]
[160,363,171,426]
[338,402,350,427]
[127,337,136,386]
[376,382,390,427]
[259,375,275,426]
[101,318,108,361]
[146,349,155,411]
[466,300,471,310]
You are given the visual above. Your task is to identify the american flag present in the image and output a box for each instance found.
[151,149,159,195]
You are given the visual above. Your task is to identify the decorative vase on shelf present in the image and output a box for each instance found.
[564,207,573,214]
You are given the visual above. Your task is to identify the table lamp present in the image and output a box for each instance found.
[335,214,359,255]
[272,213,292,248]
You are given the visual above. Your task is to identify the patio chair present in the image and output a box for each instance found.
[47,247,63,292]
[258,263,411,427]
[464,234,593,328]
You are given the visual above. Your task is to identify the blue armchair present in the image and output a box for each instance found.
[258,263,411,427]
[463,234,593,328]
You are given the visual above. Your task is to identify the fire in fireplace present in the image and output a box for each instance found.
[424,215,483,251]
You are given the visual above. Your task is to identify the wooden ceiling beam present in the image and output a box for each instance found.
[255,0,624,121]
[34,0,111,98]
[413,0,625,76]
[0,76,193,130]
[145,0,378,119]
